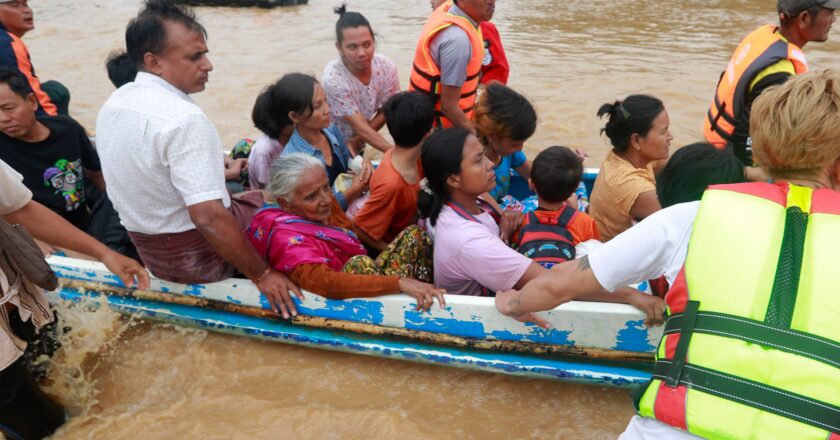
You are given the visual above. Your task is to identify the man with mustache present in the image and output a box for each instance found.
[95,0,302,319]
[410,0,495,131]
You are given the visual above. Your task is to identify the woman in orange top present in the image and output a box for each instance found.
[589,95,673,241]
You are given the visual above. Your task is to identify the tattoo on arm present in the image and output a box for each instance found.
[577,255,591,271]
[506,294,524,317]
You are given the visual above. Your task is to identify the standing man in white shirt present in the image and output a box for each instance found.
[96,0,301,319]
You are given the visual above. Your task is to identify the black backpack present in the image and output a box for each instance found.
[514,206,578,268]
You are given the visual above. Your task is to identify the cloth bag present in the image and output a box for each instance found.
[0,220,57,291]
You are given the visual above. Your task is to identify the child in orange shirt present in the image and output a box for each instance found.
[512,146,600,268]
[353,92,434,252]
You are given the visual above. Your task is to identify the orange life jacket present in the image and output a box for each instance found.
[408,1,484,129]
[703,25,807,164]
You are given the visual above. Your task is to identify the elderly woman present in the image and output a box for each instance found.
[589,95,673,241]
[247,154,442,309]
[496,70,840,440]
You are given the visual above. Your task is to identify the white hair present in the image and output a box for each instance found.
[267,153,324,202]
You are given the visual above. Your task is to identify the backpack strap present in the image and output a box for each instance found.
[555,203,579,228]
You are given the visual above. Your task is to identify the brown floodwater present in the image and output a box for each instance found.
[17,0,839,438]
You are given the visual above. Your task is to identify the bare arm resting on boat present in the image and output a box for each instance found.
[187,199,303,319]
[4,199,150,290]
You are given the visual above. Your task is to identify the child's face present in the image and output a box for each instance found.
[488,135,525,157]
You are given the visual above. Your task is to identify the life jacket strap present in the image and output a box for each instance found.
[664,300,700,387]
[652,360,840,434]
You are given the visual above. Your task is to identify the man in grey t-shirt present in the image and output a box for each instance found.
[427,0,495,131]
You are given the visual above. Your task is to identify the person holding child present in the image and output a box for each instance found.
[277,73,372,210]
[589,95,673,241]
[353,91,433,252]
[473,83,536,203]
[512,146,600,268]
[247,153,442,309]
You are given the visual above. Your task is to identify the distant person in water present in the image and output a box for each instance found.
[430,0,509,85]
[96,0,301,318]
[589,95,672,241]
[105,50,137,88]
[0,0,65,115]
[410,0,494,130]
[322,4,400,154]
[703,0,838,169]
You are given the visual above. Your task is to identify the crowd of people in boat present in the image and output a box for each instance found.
[1,0,839,438]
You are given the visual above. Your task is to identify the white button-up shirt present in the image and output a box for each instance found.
[96,72,230,234]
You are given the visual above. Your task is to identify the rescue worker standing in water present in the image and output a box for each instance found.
[409,0,494,131]
[703,0,837,170]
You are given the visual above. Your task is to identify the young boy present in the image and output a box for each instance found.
[513,146,600,268]
[353,91,434,252]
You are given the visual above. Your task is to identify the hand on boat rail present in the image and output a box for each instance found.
[100,251,150,290]
[399,277,446,312]
[257,268,303,319]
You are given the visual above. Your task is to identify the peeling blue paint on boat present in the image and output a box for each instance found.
[182,284,206,296]
[404,311,485,337]
[614,319,656,352]
[489,328,574,346]
[51,287,651,387]
[225,296,242,305]
[295,298,384,324]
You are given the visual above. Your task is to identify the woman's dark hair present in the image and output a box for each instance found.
[474,83,537,142]
[105,50,138,88]
[334,3,374,44]
[255,73,319,131]
[531,146,583,204]
[383,91,434,148]
[125,0,207,69]
[418,128,472,226]
[656,143,745,207]
[597,94,665,152]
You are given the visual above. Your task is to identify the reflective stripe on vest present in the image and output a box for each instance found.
[702,25,808,153]
[636,182,840,439]
[408,0,484,129]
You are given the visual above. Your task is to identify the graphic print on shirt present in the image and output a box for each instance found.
[42,158,84,211]
[483,39,493,66]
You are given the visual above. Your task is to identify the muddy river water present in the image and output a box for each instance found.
[16,0,839,438]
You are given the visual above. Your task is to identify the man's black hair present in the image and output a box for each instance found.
[383,91,434,148]
[105,50,138,88]
[125,0,207,69]
[531,146,583,204]
[0,67,33,99]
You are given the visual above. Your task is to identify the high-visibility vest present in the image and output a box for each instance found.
[636,182,840,439]
[702,25,807,164]
[408,0,484,129]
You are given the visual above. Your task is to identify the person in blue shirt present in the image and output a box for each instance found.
[275,73,371,210]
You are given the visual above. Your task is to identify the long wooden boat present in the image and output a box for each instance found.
[45,169,660,388]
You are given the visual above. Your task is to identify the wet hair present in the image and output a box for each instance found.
[334,3,374,44]
[597,95,665,152]
[656,143,745,207]
[474,83,537,142]
[751,69,840,180]
[267,153,324,203]
[251,82,293,139]
[383,91,434,148]
[125,0,207,69]
[418,128,472,226]
[0,68,33,99]
[263,73,319,128]
[531,146,583,204]
[105,50,138,88]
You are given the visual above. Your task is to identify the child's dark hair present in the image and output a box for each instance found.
[256,73,318,130]
[251,83,292,139]
[656,142,745,207]
[474,83,537,142]
[418,128,472,226]
[383,91,434,148]
[334,3,374,44]
[597,94,665,152]
[530,146,583,204]
[105,50,138,88]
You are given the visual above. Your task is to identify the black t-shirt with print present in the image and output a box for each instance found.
[0,115,101,229]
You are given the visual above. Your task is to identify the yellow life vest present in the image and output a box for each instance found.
[636,182,840,439]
